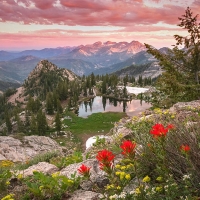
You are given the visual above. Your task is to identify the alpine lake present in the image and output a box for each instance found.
[77,96,151,118]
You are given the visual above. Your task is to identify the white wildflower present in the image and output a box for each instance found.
[119,192,126,199]
[183,174,190,181]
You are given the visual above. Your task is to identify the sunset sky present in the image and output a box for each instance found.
[0,0,199,51]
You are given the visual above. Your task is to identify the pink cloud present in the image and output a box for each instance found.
[0,0,198,26]
[0,0,199,50]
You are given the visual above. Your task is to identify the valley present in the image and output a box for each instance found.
[0,54,154,148]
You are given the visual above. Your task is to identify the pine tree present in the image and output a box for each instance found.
[46,93,54,114]
[102,79,107,94]
[37,110,47,135]
[55,112,61,133]
[90,72,96,86]
[57,99,63,113]
[30,114,38,135]
[5,113,12,134]
[16,115,24,133]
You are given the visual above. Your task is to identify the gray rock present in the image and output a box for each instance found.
[169,100,200,112]
[0,135,62,162]
[17,162,59,177]
[68,190,102,200]
[0,153,6,160]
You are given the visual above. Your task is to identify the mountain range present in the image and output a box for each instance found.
[0,40,163,84]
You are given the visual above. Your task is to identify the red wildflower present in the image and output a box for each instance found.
[78,164,91,177]
[150,123,173,138]
[180,145,190,152]
[167,124,174,130]
[120,140,136,158]
[96,149,115,172]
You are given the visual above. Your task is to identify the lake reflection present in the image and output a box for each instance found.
[77,96,151,118]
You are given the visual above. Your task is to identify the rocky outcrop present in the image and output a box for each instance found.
[18,162,59,177]
[0,135,62,162]
[169,100,200,112]
[68,190,102,200]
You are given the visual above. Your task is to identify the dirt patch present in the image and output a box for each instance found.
[7,87,26,105]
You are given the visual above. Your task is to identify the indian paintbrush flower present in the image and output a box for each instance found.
[150,123,174,138]
[120,140,136,159]
[96,149,115,173]
[78,164,91,178]
[180,145,190,152]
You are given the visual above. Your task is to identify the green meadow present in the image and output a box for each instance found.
[63,111,127,143]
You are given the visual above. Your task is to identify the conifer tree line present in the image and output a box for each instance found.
[145,7,200,108]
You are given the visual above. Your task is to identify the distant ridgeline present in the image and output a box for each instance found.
[0,80,20,92]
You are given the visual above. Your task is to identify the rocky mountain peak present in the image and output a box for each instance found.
[104,41,116,46]
[92,41,102,47]
[28,60,76,81]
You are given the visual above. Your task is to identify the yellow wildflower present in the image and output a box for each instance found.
[115,164,121,169]
[142,175,151,183]
[17,174,23,180]
[1,193,15,200]
[154,108,162,114]
[120,166,126,170]
[106,184,115,190]
[156,186,162,192]
[171,114,175,119]
[51,172,60,178]
[120,172,125,180]
[156,176,163,182]
[67,179,74,184]
[117,186,121,190]
[6,181,10,185]
[135,188,141,194]
[115,171,121,176]
[0,160,13,168]
[164,110,169,115]
[125,174,131,180]
[39,186,44,191]
[126,164,134,169]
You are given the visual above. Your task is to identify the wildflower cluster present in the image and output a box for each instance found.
[23,170,80,200]
[77,122,200,200]
[150,123,174,138]
[96,149,115,173]
[0,160,13,168]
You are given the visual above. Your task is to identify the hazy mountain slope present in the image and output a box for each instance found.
[0,51,19,61]
[113,62,162,79]
[0,56,41,83]
[0,80,21,92]
[49,58,98,76]
[93,50,156,75]
[0,47,76,61]
[17,47,76,58]
[0,65,22,83]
